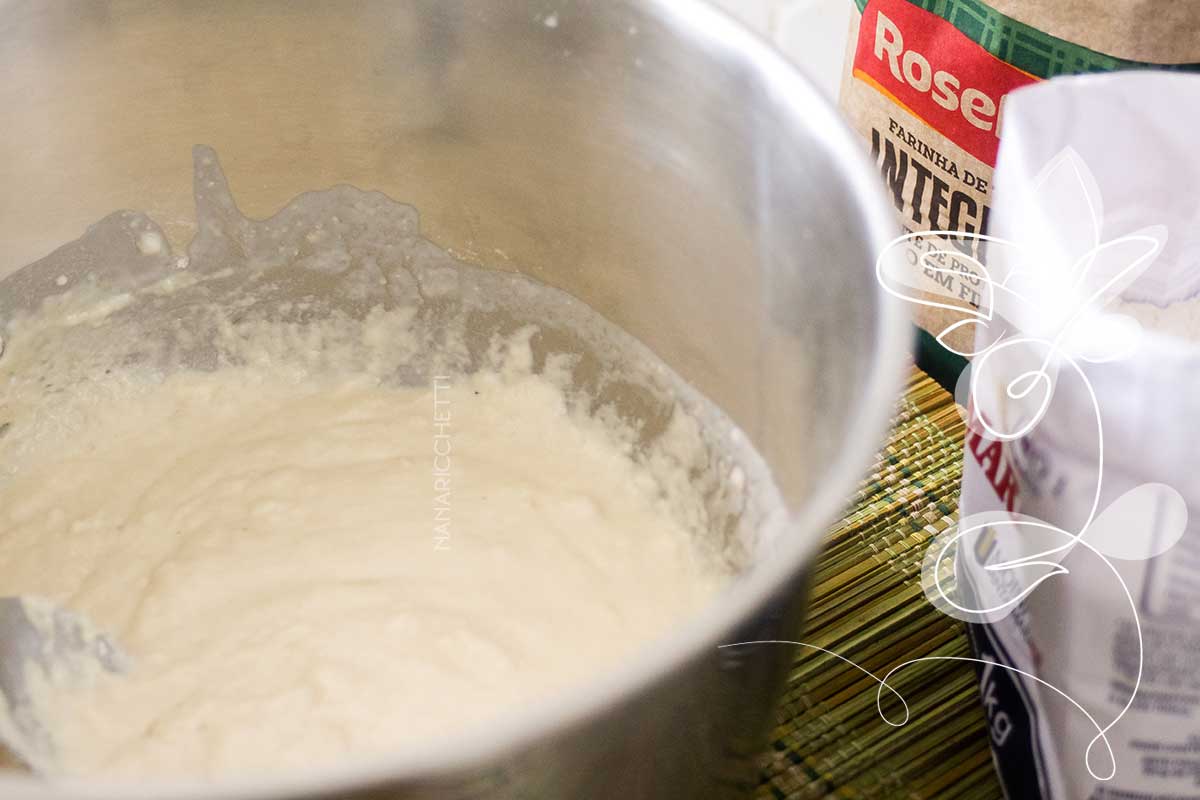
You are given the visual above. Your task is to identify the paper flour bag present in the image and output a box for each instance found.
[839,0,1200,353]
[917,72,1200,800]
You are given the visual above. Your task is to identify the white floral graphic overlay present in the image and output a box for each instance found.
[725,147,1188,785]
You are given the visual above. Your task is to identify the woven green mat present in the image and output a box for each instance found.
[756,367,1002,800]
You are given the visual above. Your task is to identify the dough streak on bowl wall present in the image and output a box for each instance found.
[0,148,784,781]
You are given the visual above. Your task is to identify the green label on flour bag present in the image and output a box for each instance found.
[839,0,1200,354]
[853,0,1200,78]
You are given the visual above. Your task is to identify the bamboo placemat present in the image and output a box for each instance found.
[756,366,1001,799]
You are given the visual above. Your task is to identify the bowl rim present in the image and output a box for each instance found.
[1,0,908,796]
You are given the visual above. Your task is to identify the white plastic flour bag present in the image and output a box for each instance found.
[921,72,1200,800]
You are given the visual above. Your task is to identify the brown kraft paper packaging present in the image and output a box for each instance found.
[838,0,1200,354]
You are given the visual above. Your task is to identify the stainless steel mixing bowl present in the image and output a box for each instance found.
[0,1,906,798]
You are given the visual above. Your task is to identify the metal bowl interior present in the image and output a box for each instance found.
[0,1,907,797]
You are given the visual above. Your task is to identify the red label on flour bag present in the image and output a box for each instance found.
[852,0,1036,167]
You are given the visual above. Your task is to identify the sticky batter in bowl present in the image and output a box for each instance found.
[0,330,727,779]
[0,147,775,781]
